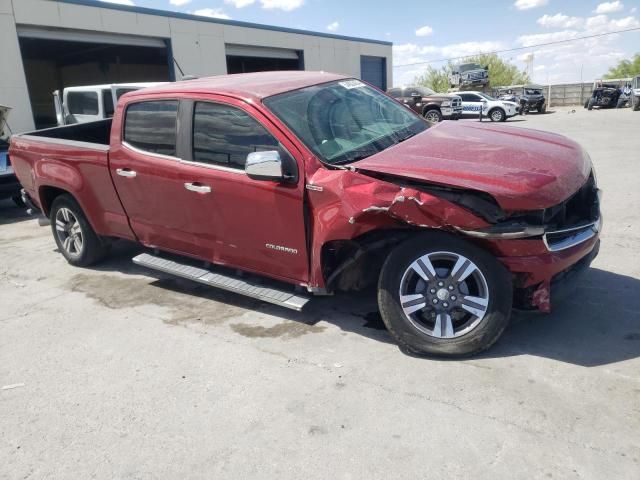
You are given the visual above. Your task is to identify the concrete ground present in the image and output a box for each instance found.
[1,106,639,480]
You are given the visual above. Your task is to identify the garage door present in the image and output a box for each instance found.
[226,44,303,74]
[16,27,171,129]
[360,56,387,90]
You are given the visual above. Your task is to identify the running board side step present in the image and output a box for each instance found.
[132,253,311,311]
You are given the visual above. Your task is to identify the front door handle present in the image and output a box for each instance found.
[184,182,211,194]
[116,168,137,178]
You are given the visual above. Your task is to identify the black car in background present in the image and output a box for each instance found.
[496,85,546,114]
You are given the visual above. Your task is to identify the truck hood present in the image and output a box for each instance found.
[352,121,591,212]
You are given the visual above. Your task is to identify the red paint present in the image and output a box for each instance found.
[353,121,591,211]
[9,71,600,310]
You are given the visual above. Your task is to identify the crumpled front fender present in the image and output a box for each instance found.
[306,169,490,288]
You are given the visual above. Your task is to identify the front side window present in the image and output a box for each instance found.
[264,79,427,165]
[124,100,178,156]
[192,102,279,169]
[67,91,99,115]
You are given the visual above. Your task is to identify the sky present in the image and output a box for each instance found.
[100,0,640,86]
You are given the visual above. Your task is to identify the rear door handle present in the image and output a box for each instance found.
[116,168,137,178]
[184,182,211,194]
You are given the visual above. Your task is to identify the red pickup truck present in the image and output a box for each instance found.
[10,71,601,357]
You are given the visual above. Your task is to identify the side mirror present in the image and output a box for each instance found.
[245,150,284,181]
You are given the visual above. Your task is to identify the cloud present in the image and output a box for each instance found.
[415,25,433,37]
[259,0,303,11]
[170,0,191,5]
[224,0,256,7]
[537,13,585,29]
[514,0,548,11]
[99,0,135,5]
[326,21,339,32]
[193,8,231,19]
[594,1,624,14]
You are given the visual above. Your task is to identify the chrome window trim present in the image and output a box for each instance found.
[179,158,247,175]
[122,141,181,162]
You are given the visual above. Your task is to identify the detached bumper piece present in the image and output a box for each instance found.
[133,253,311,311]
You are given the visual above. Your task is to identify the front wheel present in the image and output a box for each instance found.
[489,108,505,122]
[50,194,108,267]
[378,232,513,357]
[423,109,443,125]
[633,96,640,111]
[587,98,594,110]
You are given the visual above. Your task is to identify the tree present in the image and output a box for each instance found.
[413,53,530,89]
[414,65,451,92]
[604,53,640,79]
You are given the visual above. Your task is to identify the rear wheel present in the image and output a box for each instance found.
[423,108,443,125]
[489,108,505,122]
[50,194,108,267]
[378,232,513,357]
[633,95,640,111]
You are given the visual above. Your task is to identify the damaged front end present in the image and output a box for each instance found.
[307,166,601,313]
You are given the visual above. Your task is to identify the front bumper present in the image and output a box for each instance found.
[491,228,600,312]
[442,106,463,120]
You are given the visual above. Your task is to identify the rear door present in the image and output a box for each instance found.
[176,97,309,283]
[109,98,203,256]
[459,93,485,116]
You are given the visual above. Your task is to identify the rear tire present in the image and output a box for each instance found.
[50,194,108,267]
[423,108,443,125]
[633,96,640,111]
[377,231,513,357]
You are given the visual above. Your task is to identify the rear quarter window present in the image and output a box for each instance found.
[123,100,178,157]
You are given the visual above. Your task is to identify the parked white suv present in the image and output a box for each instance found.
[53,83,163,126]
[458,91,518,122]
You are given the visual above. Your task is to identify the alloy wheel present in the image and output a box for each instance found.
[55,207,84,257]
[425,111,441,124]
[398,251,490,339]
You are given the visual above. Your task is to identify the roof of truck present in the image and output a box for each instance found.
[125,71,350,102]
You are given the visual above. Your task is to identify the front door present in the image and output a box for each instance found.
[177,98,309,283]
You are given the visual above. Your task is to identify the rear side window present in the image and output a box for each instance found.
[67,91,99,115]
[124,100,178,156]
[192,102,279,169]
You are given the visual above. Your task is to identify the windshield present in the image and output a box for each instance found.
[415,86,436,96]
[524,89,542,95]
[635,77,640,89]
[264,79,428,165]
[459,63,482,72]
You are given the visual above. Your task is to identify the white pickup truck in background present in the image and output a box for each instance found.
[53,83,162,126]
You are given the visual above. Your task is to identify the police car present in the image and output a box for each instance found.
[457,91,519,122]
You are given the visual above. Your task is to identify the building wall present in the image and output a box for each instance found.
[0,0,392,132]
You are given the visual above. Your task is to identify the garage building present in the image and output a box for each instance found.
[0,0,392,132]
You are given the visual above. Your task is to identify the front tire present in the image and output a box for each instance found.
[378,232,513,357]
[50,194,108,267]
[423,108,443,125]
[489,108,505,122]
[587,98,594,110]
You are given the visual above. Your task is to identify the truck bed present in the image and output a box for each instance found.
[8,118,136,240]
[20,119,112,146]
